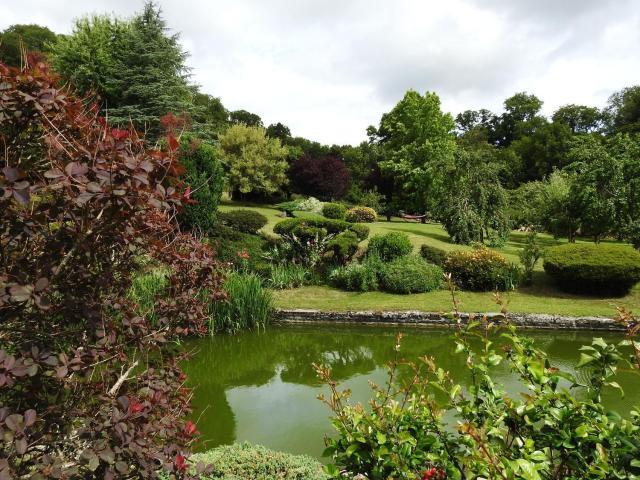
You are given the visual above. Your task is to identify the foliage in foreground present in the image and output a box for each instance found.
[182,443,327,480]
[0,61,224,478]
[543,243,640,295]
[315,294,640,480]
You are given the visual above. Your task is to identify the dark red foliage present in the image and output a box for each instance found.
[0,61,223,478]
[289,154,351,200]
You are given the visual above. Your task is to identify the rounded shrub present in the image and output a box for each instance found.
[444,246,521,291]
[330,257,382,292]
[322,202,347,220]
[188,443,327,480]
[327,231,360,264]
[219,209,268,234]
[274,217,369,240]
[420,244,448,266]
[345,206,377,223]
[367,232,413,262]
[291,224,327,241]
[543,243,640,295]
[380,255,443,294]
[349,223,370,241]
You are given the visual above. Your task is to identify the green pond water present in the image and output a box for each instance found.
[183,324,639,459]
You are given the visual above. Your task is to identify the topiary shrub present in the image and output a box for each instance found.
[219,209,268,234]
[420,244,448,266]
[543,243,640,295]
[444,246,521,291]
[275,199,302,217]
[186,442,327,480]
[380,255,443,294]
[327,231,360,264]
[330,257,382,292]
[322,202,347,220]
[345,206,377,223]
[367,232,413,262]
[291,224,328,242]
[274,218,369,240]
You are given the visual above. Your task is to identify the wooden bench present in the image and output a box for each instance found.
[401,213,427,224]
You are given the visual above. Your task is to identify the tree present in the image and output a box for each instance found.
[440,143,511,245]
[455,108,495,137]
[229,109,263,127]
[539,170,580,242]
[0,61,222,478]
[266,122,291,142]
[605,85,640,134]
[50,2,193,137]
[217,124,288,198]
[375,90,456,214]
[177,135,225,234]
[552,104,603,133]
[492,92,544,147]
[289,154,351,200]
[0,24,58,67]
[191,92,229,140]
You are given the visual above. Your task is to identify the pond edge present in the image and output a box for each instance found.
[274,309,624,331]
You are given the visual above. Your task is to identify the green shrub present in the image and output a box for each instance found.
[187,443,327,480]
[444,246,521,291]
[330,257,382,292]
[219,209,268,234]
[297,196,324,213]
[322,202,347,220]
[380,255,442,294]
[274,218,369,240]
[267,263,309,289]
[209,227,271,275]
[367,232,413,262]
[519,231,543,285]
[275,199,302,217]
[327,231,360,264]
[291,224,328,242]
[345,206,377,223]
[543,243,640,295]
[419,244,448,266]
[208,272,273,333]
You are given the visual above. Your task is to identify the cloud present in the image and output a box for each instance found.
[2,0,639,144]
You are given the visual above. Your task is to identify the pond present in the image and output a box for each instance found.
[183,324,639,459]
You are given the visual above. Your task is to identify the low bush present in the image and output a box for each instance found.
[297,196,324,213]
[274,218,369,240]
[267,263,309,289]
[209,227,271,275]
[419,244,448,266]
[219,209,268,234]
[327,231,360,264]
[380,255,443,294]
[444,246,521,291]
[330,257,382,292]
[186,443,327,480]
[345,206,377,223]
[208,272,273,333]
[367,232,413,262]
[322,202,347,220]
[543,243,640,295]
[275,199,302,217]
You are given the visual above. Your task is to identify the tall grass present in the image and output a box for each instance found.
[129,268,169,325]
[209,272,273,334]
[267,263,308,289]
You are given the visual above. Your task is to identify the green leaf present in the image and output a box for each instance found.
[376,432,387,444]
[576,353,595,368]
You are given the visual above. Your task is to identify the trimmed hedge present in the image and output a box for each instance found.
[543,243,640,295]
[420,244,448,266]
[327,231,360,264]
[444,247,521,291]
[219,209,268,234]
[322,202,347,220]
[380,255,443,294]
[274,218,369,240]
[367,232,413,262]
[330,257,382,292]
[186,443,327,480]
[345,206,377,223]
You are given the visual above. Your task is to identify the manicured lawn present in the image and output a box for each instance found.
[273,283,640,317]
[220,201,640,317]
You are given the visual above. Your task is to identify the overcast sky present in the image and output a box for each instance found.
[2,0,639,145]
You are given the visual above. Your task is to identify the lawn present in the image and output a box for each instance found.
[220,201,640,317]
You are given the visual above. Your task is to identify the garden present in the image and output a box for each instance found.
[2,3,640,480]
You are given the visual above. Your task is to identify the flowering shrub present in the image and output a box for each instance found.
[444,246,521,291]
[0,61,223,478]
[346,206,378,223]
[316,294,640,480]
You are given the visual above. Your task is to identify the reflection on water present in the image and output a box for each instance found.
[183,325,639,458]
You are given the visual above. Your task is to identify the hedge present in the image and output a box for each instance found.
[219,209,268,234]
[543,243,640,295]
[345,206,377,223]
[322,202,347,220]
[444,246,521,291]
[273,217,369,240]
[420,244,448,266]
[367,232,413,262]
[380,255,443,294]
